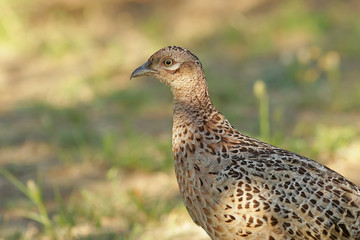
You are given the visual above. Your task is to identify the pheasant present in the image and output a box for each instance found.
[130,46,360,240]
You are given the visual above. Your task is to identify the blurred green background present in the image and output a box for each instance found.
[0,0,360,239]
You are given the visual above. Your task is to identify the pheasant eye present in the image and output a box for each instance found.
[164,59,173,66]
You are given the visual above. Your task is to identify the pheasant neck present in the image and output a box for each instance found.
[172,84,214,127]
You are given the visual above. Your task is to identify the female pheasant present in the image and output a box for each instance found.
[130,46,360,240]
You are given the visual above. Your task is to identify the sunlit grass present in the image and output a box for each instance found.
[253,80,270,141]
[0,168,57,239]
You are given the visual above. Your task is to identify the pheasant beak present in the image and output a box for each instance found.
[130,61,156,79]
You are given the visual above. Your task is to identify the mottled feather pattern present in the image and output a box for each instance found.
[131,46,360,240]
[174,112,360,239]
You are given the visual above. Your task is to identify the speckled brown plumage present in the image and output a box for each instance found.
[130,46,360,240]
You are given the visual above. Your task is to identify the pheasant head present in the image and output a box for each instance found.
[130,46,209,104]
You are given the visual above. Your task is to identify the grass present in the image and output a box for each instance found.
[0,168,56,239]
[0,0,360,239]
[253,80,270,141]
